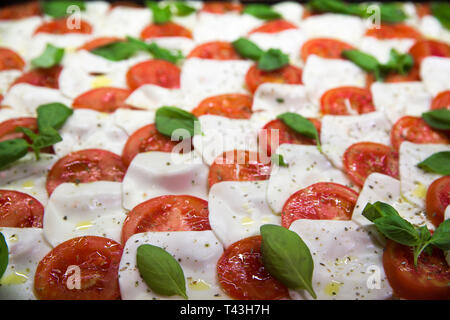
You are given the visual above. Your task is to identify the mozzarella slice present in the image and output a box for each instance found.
[419,16,450,45]
[420,57,450,97]
[150,37,195,57]
[289,220,392,300]
[125,84,185,111]
[208,181,280,248]
[0,227,52,300]
[119,231,228,300]
[122,151,209,210]
[98,7,151,38]
[0,70,21,95]
[110,109,155,136]
[27,33,93,60]
[0,17,43,58]
[358,37,415,64]
[272,2,304,25]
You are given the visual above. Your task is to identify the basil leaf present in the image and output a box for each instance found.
[37,103,73,131]
[155,106,198,138]
[258,49,289,71]
[361,201,399,222]
[342,49,379,73]
[147,43,184,64]
[373,215,420,247]
[16,127,38,142]
[33,127,62,150]
[171,2,196,16]
[243,4,282,20]
[0,139,29,169]
[430,219,450,250]
[126,36,152,51]
[309,0,363,16]
[277,112,321,150]
[31,44,65,69]
[377,3,407,23]
[41,0,86,18]
[147,1,172,24]
[271,154,289,167]
[232,38,264,61]
[136,244,187,299]
[422,108,450,130]
[417,151,450,175]
[381,49,413,75]
[91,40,141,61]
[431,2,450,31]
[417,225,432,243]
[260,224,317,299]
[0,232,7,280]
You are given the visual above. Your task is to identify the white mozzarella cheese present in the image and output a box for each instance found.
[419,16,450,45]
[0,17,43,58]
[98,7,151,38]
[0,108,24,123]
[27,33,93,60]
[208,181,280,248]
[125,84,185,111]
[119,231,228,300]
[81,1,111,32]
[358,37,416,64]
[402,2,420,27]
[420,57,450,97]
[289,220,392,300]
[0,70,22,95]
[272,2,304,25]
[110,109,155,136]
[150,37,195,56]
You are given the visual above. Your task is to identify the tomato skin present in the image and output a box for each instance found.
[141,22,192,39]
[188,41,242,60]
[365,24,422,40]
[201,2,243,14]
[72,87,133,113]
[110,1,143,8]
[34,236,123,300]
[248,20,297,34]
[383,240,450,300]
[126,60,181,90]
[426,176,450,227]
[415,4,431,18]
[409,40,450,66]
[0,2,41,20]
[34,18,93,35]
[0,190,44,228]
[431,90,450,110]
[301,38,354,61]
[78,37,122,51]
[192,94,253,119]
[343,142,399,188]
[0,47,25,71]
[46,149,126,196]
[281,182,358,228]
[121,195,211,244]
[320,86,375,115]
[365,66,420,88]
[12,65,62,89]
[217,236,289,300]
[245,64,302,94]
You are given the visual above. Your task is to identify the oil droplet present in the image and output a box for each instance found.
[75,221,93,230]
[261,216,272,224]
[324,281,343,297]
[65,47,76,54]
[241,216,254,226]
[91,75,112,89]
[21,180,34,189]
[0,271,29,285]
[413,182,427,199]
[188,279,211,291]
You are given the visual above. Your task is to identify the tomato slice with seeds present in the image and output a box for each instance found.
[0,47,25,71]
[208,150,271,188]
[34,18,93,35]
[34,236,123,300]
[245,64,302,94]
[0,117,38,143]
[320,86,375,115]
[365,24,422,40]
[365,66,420,88]
[201,2,243,14]
[192,94,253,119]
[72,87,134,113]
[46,149,126,195]
[0,2,41,20]
[78,37,122,51]
[126,60,181,90]
[409,39,450,66]
[248,19,297,34]
[217,235,289,300]
[431,90,450,110]
[343,142,399,188]
[141,22,192,39]
[188,41,242,60]
[300,38,354,61]
[426,176,450,227]
[0,190,44,228]
[12,65,62,89]
[383,240,450,300]
[121,195,211,244]
[281,182,358,228]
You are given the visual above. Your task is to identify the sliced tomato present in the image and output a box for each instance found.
[110,1,143,8]
[188,41,242,60]
[192,94,253,119]
[431,90,450,110]
[34,18,93,35]
[415,4,431,18]
[126,59,180,90]
[46,149,126,195]
[0,2,41,20]
[0,47,25,71]
[0,117,37,142]
[365,66,420,88]
[343,142,399,188]
[208,150,271,188]
[78,37,122,51]
[201,2,243,14]
[409,40,450,66]
[72,87,133,113]
[383,240,450,300]
[11,65,62,89]
[121,195,210,243]
[217,235,289,300]
[141,22,192,39]
[0,190,44,228]
[365,24,422,40]
[34,236,122,300]
[281,182,358,228]
[301,38,354,61]
[245,64,302,94]
[391,116,449,151]
[426,176,450,227]
[248,19,297,34]
[320,86,375,115]
[259,118,321,157]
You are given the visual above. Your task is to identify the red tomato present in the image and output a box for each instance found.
[121,195,211,243]
[301,38,354,61]
[343,142,399,188]
[0,2,41,20]
[0,190,44,228]
[383,240,450,300]
[365,66,420,88]
[188,41,242,60]
[426,176,450,227]
[12,65,62,89]
[248,19,297,34]
[192,94,253,119]
[78,37,122,51]
[320,86,375,115]
[46,149,126,195]
[34,18,93,35]
[121,124,184,167]
[415,4,431,18]
[259,118,321,157]
[201,2,243,14]
[141,22,192,39]
[281,182,358,228]
[126,60,181,90]
[409,40,450,66]
[365,24,422,40]
[391,116,449,151]
[216,236,289,300]
[0,48,25,71]
[110,1,143,8]
[245,64,302,94]
[34,236,123,300]
[0,117,38,142]
[208,150,271,188]
[431,90,450,110]
[72,87,133,113]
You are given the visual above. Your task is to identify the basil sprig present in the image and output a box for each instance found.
[431,2,450,31]
[417,151,450,175]
[260,224,317,299]
[0,232,8,280]
[243,4,282,20]
[136,244,188,299]
[362,202,450,266]
[146,1,196,24]
[31,44,65,69]
[155,106,199,139]
[41,1,86,18]
[232,38,289,71]
[277,112,321,151]
[422,108,450,130]
[271,154,289,167]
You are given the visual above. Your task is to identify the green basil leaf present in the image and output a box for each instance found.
[308,0,363,16]
[0,139,29,169]
[417,151,450,175]
[243,4,282,20]
[258,49,289,71]
[33,127,62,150]
[260,224,317,299]
[381,49,413,75]
[430,219,450,250]
[16,127,38,142]
[31,44,65,69]
[271,154,289,167]
[417,225,432,243]
[171,2,196,16]
[431,2,450,31]
[342,49,380,73]
[136,244,187,299]
[232,38,264,61]
[0,232,7,280]
[37,103,73,131]
[277,112,320,150]
[91,40,141,61]
[147,42,184,64]
[41,0,86,18]
[377,3,407,23]
[147,1,172,24]
[422,108,450,130]
[155,106,198,138]
[361,201,399,222]
[373,215,420,247]
[126,36,152,51]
